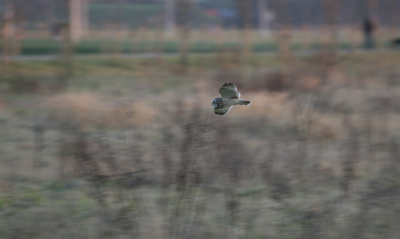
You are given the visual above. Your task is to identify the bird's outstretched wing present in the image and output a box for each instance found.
[219,82,240,99]
[214,106,233,116]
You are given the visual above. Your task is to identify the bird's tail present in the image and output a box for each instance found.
[237,100,252,106]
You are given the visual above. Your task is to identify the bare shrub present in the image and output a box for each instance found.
[161,127,174,188]
[212,70,242,89]
[388,136,400,173]
[269,171,291,201]
[6,75,41,93]
[46,93,156,128]
[340,115,359,199]
[367,94,400,113]
[46,93,106,127]
[224,66,329,97]
[260,70,291,92]
[241,69,290,92]
[296,75,322,91]
[73,131,101,180]
[307,51,339,68]
[176,104,210,190]
[308,119,343,141]
[32,124,45,170]
[290,138,308,187]
[262,141,276,184]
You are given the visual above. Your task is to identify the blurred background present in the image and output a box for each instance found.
[1,0,400,238]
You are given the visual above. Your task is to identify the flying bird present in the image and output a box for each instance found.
[212,82,251,116]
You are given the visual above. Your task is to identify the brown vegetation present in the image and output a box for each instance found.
[1,51,400,238]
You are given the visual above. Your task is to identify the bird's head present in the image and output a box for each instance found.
[212,99,217,108]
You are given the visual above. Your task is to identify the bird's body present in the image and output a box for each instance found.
[212,82,251,116]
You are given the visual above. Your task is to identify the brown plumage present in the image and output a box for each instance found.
[212,82,251,116]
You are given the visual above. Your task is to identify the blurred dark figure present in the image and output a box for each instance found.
[390,38,400,48]
[363,18,376,49]
[51,23,63,37]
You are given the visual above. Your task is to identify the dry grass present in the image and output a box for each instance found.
[234,92,290,118]
[45,93,156,128]
[1,51,400,239]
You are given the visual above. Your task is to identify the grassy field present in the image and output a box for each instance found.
[1,38,357,55]
[7,27,400,55]
[1,50,400,238]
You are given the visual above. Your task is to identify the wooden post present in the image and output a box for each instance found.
[154,16,165,67]
[82,0,90,36]
[70,0,86,42]
[2,3,14,78]
[257,0,273,38]
[164,0,176,38]
[176,0,191,74]
[323,0,340,60]
[238,0,252,65]
[273,0,291,61]
[62,23,74,80]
